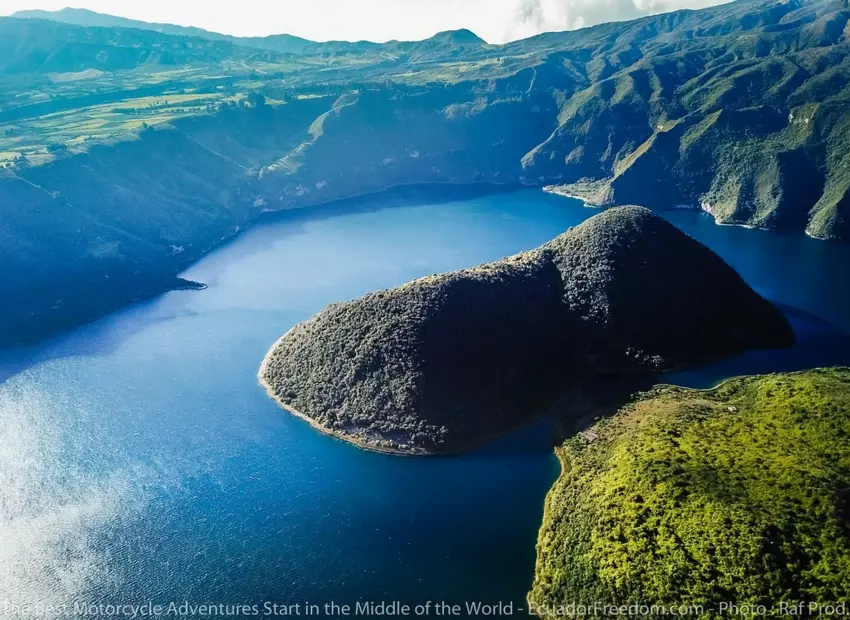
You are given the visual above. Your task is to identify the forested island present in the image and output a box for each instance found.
[260,207,793,454]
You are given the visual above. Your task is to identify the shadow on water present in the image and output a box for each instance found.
[465,417,558,458]
[0,185,522,384]
[2,188,849,613]
[182,183,525,270]
[483,302,850,455]
[466,376,661,458]
[3,186,848,403]
[260,183,523,228]
[668,304,850,389]
[0,294,195,383]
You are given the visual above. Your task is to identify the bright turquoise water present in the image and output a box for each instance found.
[1,187,848,618]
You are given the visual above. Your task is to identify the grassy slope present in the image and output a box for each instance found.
[530,368,850,619]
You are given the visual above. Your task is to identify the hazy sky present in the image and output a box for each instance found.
[0,0,731,43]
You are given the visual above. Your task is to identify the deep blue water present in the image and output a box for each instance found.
[1,188,849,618]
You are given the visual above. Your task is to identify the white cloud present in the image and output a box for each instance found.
[504,0,730,41]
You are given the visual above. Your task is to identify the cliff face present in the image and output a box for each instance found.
[513,0,850,241]
[530,368,850,618]
[272,86,557,196]
[586,103,850,239]
[260,207,794,455]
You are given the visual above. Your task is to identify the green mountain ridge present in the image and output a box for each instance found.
[11,7,316,54]
[0,17,289,75]
[3,0,850,345]
[10,7,486,56]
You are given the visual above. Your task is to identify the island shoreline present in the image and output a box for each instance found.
[258,328,430,456]
[258,329,574,458]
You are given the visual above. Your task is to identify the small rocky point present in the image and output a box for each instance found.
[260,206,794,454]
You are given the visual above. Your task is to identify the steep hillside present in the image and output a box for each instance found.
[0,96,336,345]
[258,81,559,203]
[522,0,850,239]
[4,0,850,345]
[0,84,554,347]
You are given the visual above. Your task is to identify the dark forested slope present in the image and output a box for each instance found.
[260,208,793,454]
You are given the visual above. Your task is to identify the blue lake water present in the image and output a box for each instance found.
[1,187,849,618]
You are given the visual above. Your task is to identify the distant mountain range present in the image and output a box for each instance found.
[11,7,318,54]
[2,7,490,76]
[2,0,850,346]
[10,7,483,55]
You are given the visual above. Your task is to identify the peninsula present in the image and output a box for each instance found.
[529,367,850,617]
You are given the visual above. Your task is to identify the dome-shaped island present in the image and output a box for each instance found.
[259,207,794,455]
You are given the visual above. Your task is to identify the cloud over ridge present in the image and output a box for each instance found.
[506,0,729,40]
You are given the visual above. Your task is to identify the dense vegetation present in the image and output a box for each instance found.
[530,367,850,619]
[260,207,793,454]
[4,0,850,344]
